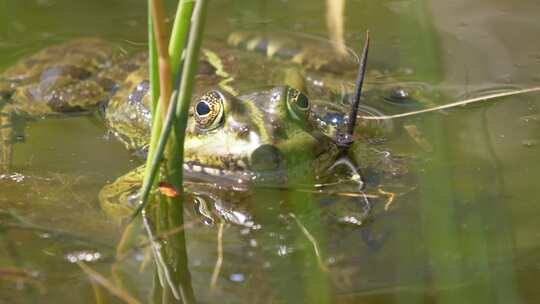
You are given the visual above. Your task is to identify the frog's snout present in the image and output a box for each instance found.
[250,144,283,171]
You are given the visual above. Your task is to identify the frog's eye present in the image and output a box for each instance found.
[286,88,310,119]
[194,91,225,131]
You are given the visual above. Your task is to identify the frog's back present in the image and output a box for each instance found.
[0,34,361,153]
[102,52,152,151]
[0,38,130,115]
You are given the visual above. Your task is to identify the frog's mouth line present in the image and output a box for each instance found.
[182,159,364,196]
[181,160,311,189]
[182,161,254,188]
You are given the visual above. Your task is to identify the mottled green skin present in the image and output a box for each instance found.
[0,35,421,224]
[0,39,131,115]
[0,37,348,222]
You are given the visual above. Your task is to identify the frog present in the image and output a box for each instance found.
[0,33,416,226]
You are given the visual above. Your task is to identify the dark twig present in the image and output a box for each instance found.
[339,31,370,149]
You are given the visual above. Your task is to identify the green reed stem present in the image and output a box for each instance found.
[136,1,206,302]
[137,0,194,218]
[167,0,208,193]
[132,93,178,220]
[133,0,204,220]
[160,13,208,301]
[139,0,180,216]
[148,3,159,113]
[169,0,195,81]
[156,0,208,301]
[150,0,172,118]
[141,0,162,207]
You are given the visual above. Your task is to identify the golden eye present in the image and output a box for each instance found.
[194,91,224,130]
[286,88,310,120]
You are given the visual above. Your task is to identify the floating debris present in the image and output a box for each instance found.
[0,172,25,182]
[520,114,540,123]
[522,139,538,148]
[157,181,181,198]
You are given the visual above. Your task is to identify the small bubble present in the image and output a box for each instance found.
[65,250,102,263]
[229,273,245,282]
[134,253,145,262]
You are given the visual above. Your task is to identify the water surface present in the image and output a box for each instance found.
[1,0,540,303]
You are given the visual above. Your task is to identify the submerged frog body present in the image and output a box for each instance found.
[0,39,132,115]
[0,35,414,224]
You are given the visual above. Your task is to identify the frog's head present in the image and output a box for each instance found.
[183,85,339,184]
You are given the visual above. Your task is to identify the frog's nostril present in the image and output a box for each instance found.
[251,144,283,171]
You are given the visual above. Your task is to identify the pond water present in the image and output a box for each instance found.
[1,0,540,303]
